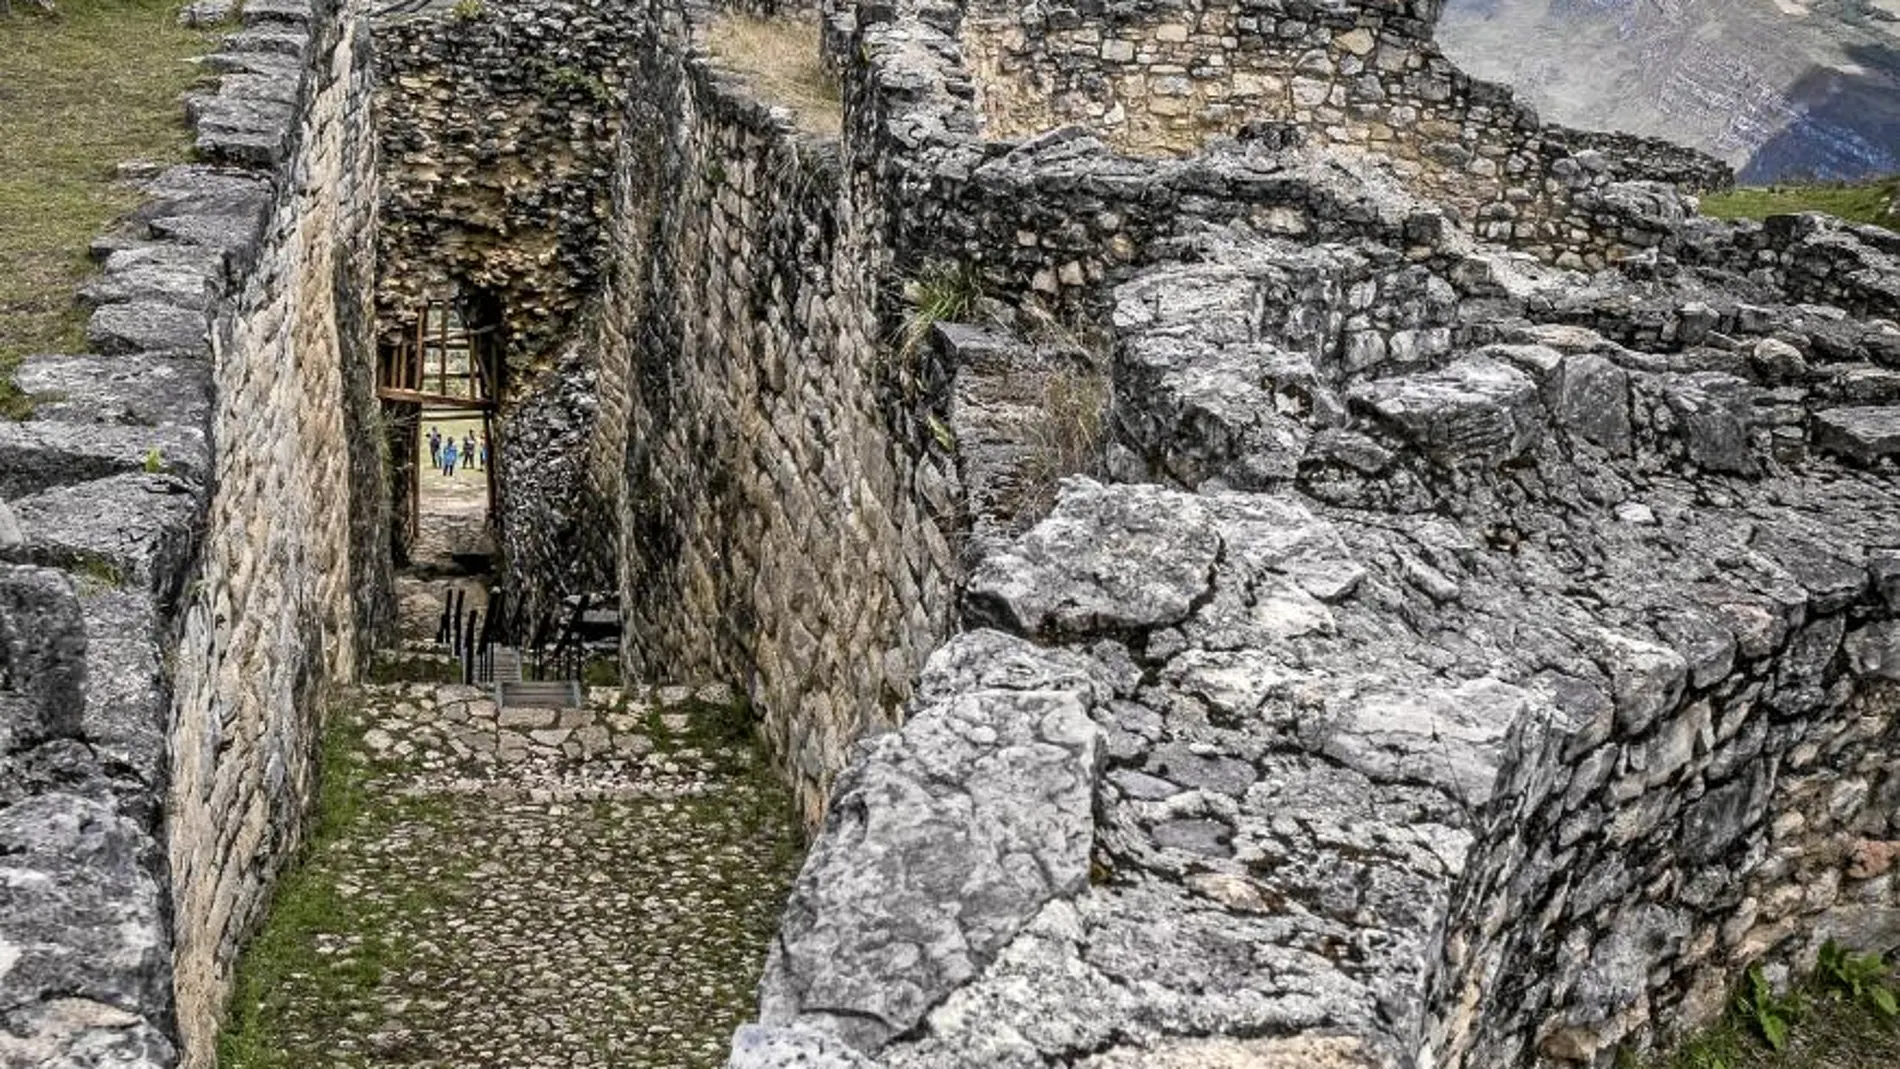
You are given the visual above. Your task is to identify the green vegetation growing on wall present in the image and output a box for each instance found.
[0,0,213,417]
[1630,943,1900,1069]
[1699,175,1900,232]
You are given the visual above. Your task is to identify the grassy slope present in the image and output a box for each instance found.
[0,0,212,417]
[1699,174,1900,231]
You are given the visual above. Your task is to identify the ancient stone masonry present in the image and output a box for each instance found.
[729,0,1900,1067]
[593,1,963,825]
[374,0,645,373]
[954,0,1729,267]
[0,0,390,1065]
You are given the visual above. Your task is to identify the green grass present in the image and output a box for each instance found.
[217,691,470,1069]
[1631,947,1900,1069]
[1699,174,1900,232]
[0,0,214,417]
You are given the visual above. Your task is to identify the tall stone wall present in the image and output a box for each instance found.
[164,1,390,1063]
[0,1,389,1065]
[586,3,962,824]
[373,1,643,373]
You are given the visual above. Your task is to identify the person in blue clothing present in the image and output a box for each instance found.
[441,438,459,477]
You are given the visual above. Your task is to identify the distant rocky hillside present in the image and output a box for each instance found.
[1438,0,1900,182]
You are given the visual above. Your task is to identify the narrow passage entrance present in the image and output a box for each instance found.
[220,302,806,1064]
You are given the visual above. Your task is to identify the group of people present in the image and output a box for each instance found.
[427,425,490,477]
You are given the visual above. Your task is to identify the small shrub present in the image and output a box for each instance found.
[895,260,983,364]
[1816,940,1900,1021]
[1735,963,1801,1051]
[449,0,483,21]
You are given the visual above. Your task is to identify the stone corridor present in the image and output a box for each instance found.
[218,680,803,1069]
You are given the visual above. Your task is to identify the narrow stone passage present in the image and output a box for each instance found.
[219,681,804,1069]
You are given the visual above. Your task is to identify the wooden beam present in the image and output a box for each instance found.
[377,386,496,409]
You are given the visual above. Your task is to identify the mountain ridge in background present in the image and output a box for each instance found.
[1436,0,1900,183]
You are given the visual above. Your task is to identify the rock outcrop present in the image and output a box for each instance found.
[727,1,1900,1066]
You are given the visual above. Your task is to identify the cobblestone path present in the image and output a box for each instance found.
[220,681,805,1069]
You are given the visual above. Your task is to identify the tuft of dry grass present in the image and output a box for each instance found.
[701,14,841,138]
[1015,361,1109,526]
[0,0,213,416]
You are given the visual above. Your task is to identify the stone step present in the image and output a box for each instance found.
[498,679,581,710]
[487,646,523,684]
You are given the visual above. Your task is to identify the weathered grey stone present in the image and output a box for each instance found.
[0,794,171,1060]
[0,565,88,753]
[12,353,214,429]
[79,243,228,312]
[729,1024,880,1069]
[189,91,297,166]
[966,479,1220,638]
[1813,406,1900,462]
[756,633,1103,1050]
[6,475,202,599]
[0,501,20,556]
[86,300,209,358]
[0,420,208,500]
[1348,356,1543,465]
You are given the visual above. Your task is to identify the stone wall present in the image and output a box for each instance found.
[955,0,1728,266]
[373,0,643,373]
[588,2,962,824]
[2,1,390,1065]
[163,2,390,1063]
[1,0,389,1064]
[728,0,1900,1066]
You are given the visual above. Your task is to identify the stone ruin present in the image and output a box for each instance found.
[0,0,1896,1066]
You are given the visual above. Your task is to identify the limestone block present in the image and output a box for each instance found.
[1814,406,1900,463]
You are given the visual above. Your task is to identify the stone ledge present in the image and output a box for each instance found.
[12,353,215,430]
[0,421,209,501]
[4,475,204,600]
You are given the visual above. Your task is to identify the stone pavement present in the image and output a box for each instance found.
[221,680,803,1069]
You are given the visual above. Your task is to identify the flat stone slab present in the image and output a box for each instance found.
[80,242,226,311]
[13,353,213,429]
[87,300,209,357]
[219,25,310,57]
[188,92,297,168]
[0,420,208,500]
[1813,405,1900,462]
[4,474,203,599]
[241,0,314,26]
